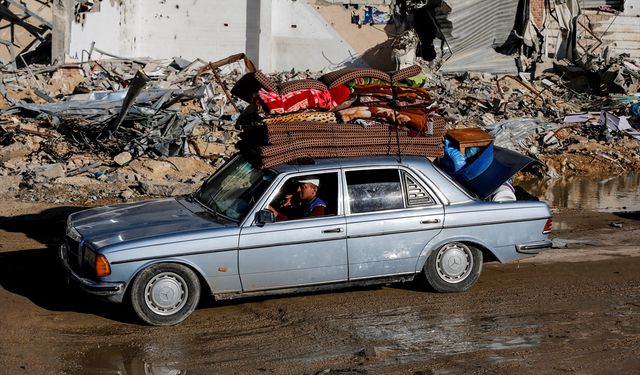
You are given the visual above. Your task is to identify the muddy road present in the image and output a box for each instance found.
[0,201,639,375]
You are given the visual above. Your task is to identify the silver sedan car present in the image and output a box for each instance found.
[60,154,552,325]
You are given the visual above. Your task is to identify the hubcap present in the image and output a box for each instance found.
[145,272,188,315]
[435,243,472,283]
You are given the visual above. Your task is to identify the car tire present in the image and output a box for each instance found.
[130,263,201,326]
[423,242,482,293]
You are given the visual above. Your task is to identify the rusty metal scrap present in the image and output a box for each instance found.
[108,70,151,134]
[1,55,249,160]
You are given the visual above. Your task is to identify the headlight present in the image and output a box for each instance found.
[83,246,96,267]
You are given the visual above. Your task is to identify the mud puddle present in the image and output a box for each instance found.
[343,306,542,366]
[70,306,545,374]
[520,173,640,212]
[76,344,189,375]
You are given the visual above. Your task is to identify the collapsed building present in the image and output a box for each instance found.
[393,0,639,92]
[0,1,639,203]
[2,1,639,76]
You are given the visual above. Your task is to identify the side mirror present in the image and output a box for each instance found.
[255,209,276,226]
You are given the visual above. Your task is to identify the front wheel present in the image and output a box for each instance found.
[130,263,201,326]
[423,242,482,292]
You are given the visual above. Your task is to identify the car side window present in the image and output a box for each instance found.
[346,169,404,213]
[268,172,339,221]
[403,171,436,207]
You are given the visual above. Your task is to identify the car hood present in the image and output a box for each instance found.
[69,198,225,248]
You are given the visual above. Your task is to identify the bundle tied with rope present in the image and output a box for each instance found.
[230,64,445,169]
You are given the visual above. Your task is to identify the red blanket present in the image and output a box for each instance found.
[258,85,350,114]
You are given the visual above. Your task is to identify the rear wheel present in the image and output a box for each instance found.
[130,263,200,326]
[423,242,482,292]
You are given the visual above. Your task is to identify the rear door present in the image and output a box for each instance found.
[344,167,444,279]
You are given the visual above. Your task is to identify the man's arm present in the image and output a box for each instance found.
[268,205,289,221]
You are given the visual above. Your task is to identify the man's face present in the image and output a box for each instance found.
[297,183,316,201]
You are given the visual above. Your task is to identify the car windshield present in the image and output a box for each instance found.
[193,155,275,222]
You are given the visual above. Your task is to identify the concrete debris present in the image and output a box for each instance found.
[113,151,132,166]
[0,53,249,202]
[1,48,639,203]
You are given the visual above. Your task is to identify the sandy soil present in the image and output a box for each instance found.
[0,200,638,374]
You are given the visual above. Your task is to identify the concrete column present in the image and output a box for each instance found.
[246,0,261,66]
[258,0,272,72]
[52,0,72,64]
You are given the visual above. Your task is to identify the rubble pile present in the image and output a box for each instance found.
[0,55,252,203]
[1,53,640,203]
[415,57,640,178]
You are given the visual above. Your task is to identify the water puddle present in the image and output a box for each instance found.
[76,345,188,375]
[519,173,640,212]
[67,306,547,373]
[347,306,542,365]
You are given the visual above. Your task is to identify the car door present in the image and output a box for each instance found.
[238,171,348,291]
[344,167,444,280]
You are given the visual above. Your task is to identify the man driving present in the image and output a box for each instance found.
[269,176,326,220]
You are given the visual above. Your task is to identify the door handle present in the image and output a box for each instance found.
[322,228,344,233]
[420,219,440,224]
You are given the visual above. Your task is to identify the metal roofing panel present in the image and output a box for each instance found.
[436,0,520,74]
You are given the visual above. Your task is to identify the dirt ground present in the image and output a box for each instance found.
[0,200,639,375]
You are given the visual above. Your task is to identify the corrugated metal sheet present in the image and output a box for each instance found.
[436,0,520,74]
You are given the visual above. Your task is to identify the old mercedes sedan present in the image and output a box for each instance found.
[60,154,552,325]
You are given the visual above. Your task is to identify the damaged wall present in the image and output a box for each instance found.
[66,0,374,72]
[313,1,397,70]
[269,0,361,71]
[69,1,254,62]
[69,0,137,60]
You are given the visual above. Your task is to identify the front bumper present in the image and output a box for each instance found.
[516,240,553,254]
[59,244,126,302]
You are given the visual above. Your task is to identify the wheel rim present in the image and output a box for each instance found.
[144,272,188,316]
[435,243,473,283]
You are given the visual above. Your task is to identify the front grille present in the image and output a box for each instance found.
[65,236,82,272]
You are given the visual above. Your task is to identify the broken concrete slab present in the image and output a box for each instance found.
[55,176,100,186]
[120,189,135,200]
[30,163,66,181]
[190,139,226,158]
[0,175,21,196]
[163,156,216,178]
[128,159,177,181]
[139,181,195,197]
[0,137,39,163]
[113,151,132,166]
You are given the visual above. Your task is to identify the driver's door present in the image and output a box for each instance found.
[238,171,347,291]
